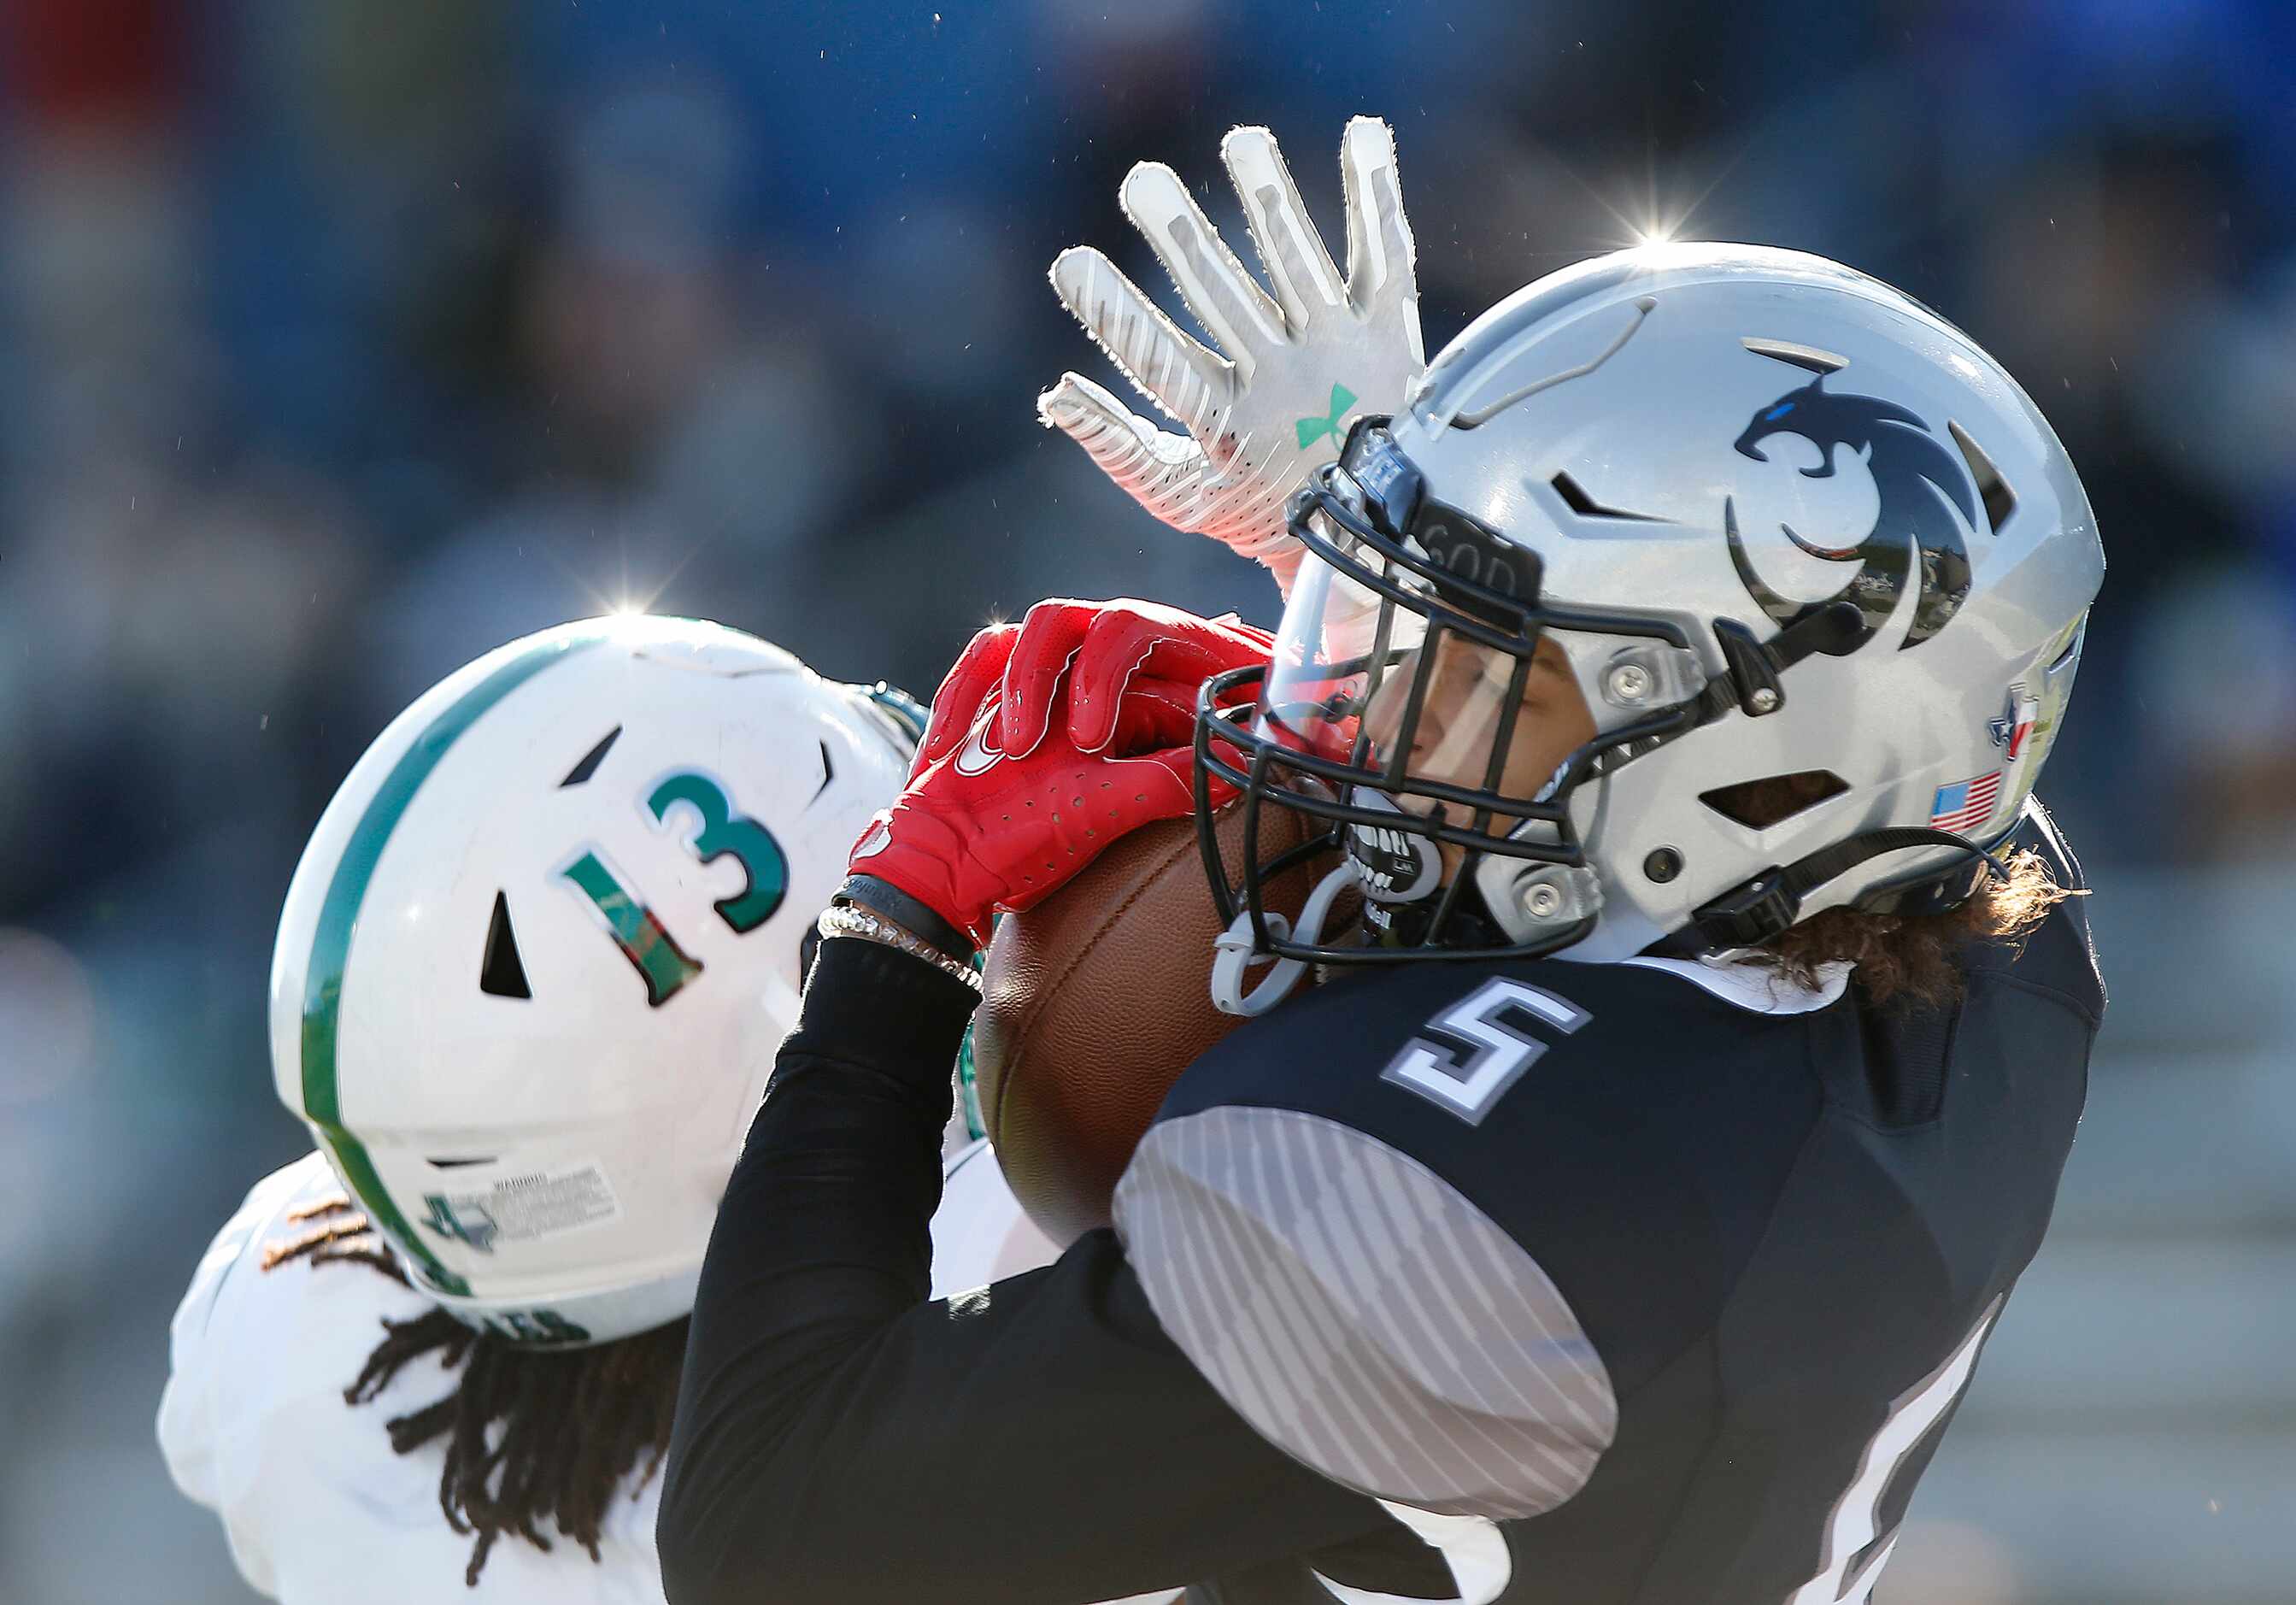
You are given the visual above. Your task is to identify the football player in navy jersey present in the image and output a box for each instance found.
[660,127,2105,1605]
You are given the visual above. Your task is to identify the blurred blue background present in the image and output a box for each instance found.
[1,2,2292,1601]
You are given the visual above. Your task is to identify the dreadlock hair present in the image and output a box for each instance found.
[262,1195,686,1586]
[1712,773,2079,1008]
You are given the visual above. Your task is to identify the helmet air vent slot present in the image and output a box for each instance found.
[1946,420,2016,533]
[1740,338,1847,374]
[479,891,533,999]
[559,726,623,788]
[1700,770,1850,830]
[1550,471,1665,522]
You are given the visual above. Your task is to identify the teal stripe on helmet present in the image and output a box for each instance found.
[301,631,606,1296]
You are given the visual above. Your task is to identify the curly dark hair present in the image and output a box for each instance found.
[262,1196,685,1586]
[1746,847,2076,1008]
[1688,770,2078,1008]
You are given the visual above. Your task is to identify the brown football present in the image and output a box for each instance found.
[973,802,1343,1247]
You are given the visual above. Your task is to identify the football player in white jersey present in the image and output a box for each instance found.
[157,616,1064,1602]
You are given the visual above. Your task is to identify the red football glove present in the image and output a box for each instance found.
[849,600,1274,951]
[988,598,1275,758]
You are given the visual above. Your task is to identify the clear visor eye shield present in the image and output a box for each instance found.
[1191,419,1708,1012]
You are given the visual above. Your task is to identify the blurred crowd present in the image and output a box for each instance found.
[1,2,2293,1598]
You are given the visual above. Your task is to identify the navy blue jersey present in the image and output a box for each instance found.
[661,805,2100,1605]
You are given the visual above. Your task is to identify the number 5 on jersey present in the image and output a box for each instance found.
[558,770,789,1007]
[1382,977,1590,1125]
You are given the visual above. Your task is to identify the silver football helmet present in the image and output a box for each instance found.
[1199,243,2102,991]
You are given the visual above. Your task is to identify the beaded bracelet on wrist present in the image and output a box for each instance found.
[815,904,984,992]
[837,874,977,966]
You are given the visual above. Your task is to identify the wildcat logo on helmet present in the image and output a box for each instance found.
[1723,347,1989,652]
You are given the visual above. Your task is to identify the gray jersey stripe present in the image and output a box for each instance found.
[1115,1107,1618,1518]
[1265,1112,1496,1478]
[1212,1120,1468,1496]
[1348,1127,1613,1451]
[1185,1114,1483,1501]
[1245,1111,1512,1502]
[1151,1124,1342,1467]
[1286,1116,1576,1504]
[1164,1116,1402,1484]
[1265,1115,1532,1506]
[1304,1114,1595,1500]
[1145,1124,1250,1367]
[1341,1185,1598,1496]
[1157,1115,1478,1506]
[1137,1138,1225,1363]
[1133,1170,1232,1402]
[1169,1115,1437,1490]
[1146,1114,1573,1515]
[1430,1191,1616,1448]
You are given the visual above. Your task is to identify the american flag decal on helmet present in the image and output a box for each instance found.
[1930,771,2003,834]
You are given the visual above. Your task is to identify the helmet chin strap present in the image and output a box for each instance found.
[1207,824,1999,1012]
[1210,862,1365,1017]
[1648,826,2007,958]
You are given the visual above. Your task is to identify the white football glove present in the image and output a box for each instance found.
[1039,118,1424,598]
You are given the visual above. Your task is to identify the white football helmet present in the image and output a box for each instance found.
[1200,244,2102,981]
[271,616,919,1345]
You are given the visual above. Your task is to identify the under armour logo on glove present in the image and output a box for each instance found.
[1295,381,1359,450]
[1040,119,1424,600]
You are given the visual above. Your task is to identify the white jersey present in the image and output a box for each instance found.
[160,1144,1065,1604]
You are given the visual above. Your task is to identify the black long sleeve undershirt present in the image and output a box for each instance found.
[657,934,1393,1605]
